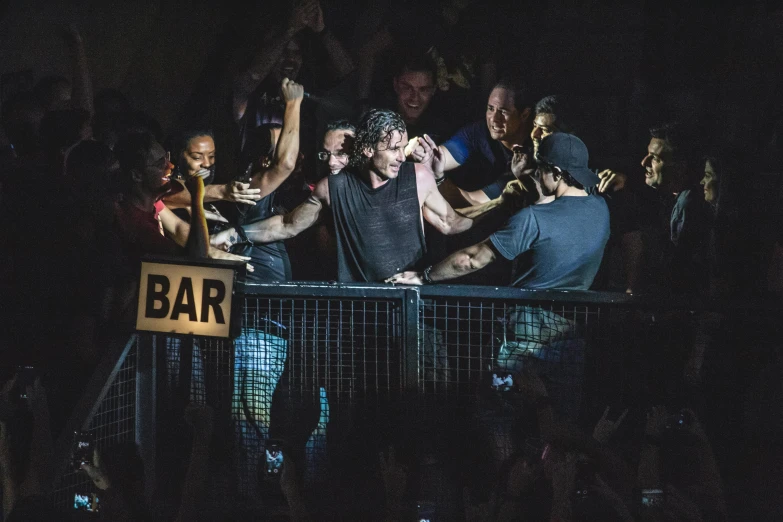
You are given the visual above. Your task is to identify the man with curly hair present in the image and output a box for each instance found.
[212,108,521,282]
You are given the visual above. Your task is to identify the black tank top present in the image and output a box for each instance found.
[329,162,426,282]
[231,191,291,283]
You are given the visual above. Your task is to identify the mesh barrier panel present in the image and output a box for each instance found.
[49,285,780,520]
[158,293,404,498]
[52,341,138,511]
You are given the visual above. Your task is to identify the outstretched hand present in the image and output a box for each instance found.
[207,248,254,273]
[280,78,305,103]
[222,181,262,205]
[500,179,532,211]
[407,135,435,167]
[592,406,628,444]
[511,147,532,179]
[421,134,444,176]
[210,227,239,252]
[81,450,111,491]
[597,169,626,193]
[289,0,319,33]
[385,271,423,285]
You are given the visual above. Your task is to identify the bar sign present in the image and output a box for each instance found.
[136,261,236,337]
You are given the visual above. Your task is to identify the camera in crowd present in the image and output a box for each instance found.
[73,491,100,513]
[263,439,284,481]
[72,431,94,471]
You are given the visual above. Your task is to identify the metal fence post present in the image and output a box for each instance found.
[401,288,420,393]
[136,333,157,502]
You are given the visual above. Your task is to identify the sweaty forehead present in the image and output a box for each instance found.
[488,88,516,110]
[397,70,435,88]
[648,138,669,156]
[323,130,353,151]
[187,135,215,153]
[378,129,408,149]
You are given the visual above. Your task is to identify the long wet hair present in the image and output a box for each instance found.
[349,109,406,169]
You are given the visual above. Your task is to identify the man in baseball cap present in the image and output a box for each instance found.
[388,133,609,290]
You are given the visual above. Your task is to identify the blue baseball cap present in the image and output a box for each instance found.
[536,134,599,188]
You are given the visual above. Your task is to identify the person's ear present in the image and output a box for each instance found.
[393,76,401,95]
[363,146,374,159]
[520,107,532,121]
[131,168,143,183]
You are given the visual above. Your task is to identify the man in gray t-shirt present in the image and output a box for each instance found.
[388,133,609,289]
[390,133,608,420]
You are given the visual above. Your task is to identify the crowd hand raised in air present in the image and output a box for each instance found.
[511,146,534,179]
[597,169,626,193]
[280,77,305,103]
[592,406,629,444]
[288,0,320,33]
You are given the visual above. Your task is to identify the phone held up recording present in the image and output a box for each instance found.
[72,431,94,472]
[264,439,284,481]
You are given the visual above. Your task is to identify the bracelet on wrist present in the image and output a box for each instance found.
[422,265,434,284]
[435,175,447,186]
[234,225,254,247]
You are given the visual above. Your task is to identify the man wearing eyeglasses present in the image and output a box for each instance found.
[318,119,355,175]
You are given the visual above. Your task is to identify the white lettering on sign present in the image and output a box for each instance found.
[136,262,235,337]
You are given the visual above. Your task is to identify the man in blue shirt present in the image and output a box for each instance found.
[408,78,534,194]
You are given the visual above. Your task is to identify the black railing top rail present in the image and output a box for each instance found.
[241,282,782,314]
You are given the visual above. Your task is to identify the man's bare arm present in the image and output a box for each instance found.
[418,163,474,235]
[211,194,325,250]
[457,178,535,220]
[386,239,497,285]
[308,2,354,80]
[63,25,94,116]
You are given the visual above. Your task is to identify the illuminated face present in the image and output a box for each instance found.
[321,129,354,174]
[701,160,718,205]
[141,142,170,191]
[364,129,408,180]
[531,113,557,154]
[486,87,525,142]
[640,138,671,189]
[394,70,436,123]
[272,40,303,83]
[180,135,215,177]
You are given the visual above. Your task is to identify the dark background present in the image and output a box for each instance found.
[0,0,781,185]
